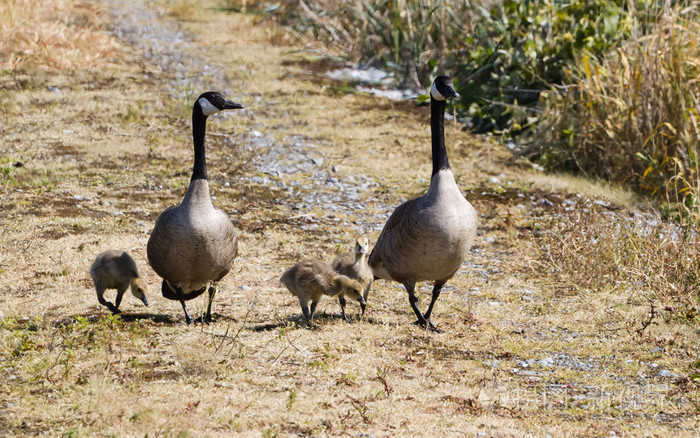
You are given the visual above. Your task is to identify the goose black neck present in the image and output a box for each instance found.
[431,96,450,176]
[191,108,208,181]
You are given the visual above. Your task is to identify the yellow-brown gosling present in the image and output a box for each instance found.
[280,259,366,327]
[90,250,148,314]
[332,236,373,309]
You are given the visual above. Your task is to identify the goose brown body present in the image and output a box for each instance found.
[368,76,478,331]
[147,91,243,323]
[369,170,476,283]
[147,180,238,297]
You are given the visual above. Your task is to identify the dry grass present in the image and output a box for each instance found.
[0,0,699,436]
[0,0,123,71]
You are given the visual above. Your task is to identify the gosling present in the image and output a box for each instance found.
[90,250,148,314]
[280,259,366,327]
[332,236,373,302]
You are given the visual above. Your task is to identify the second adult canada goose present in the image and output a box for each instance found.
[147,91,243,324]
[369,76,478,332]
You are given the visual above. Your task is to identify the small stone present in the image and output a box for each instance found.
[538,357,554,367]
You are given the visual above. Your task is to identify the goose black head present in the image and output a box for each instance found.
[196,91,244,117]
[430,76,460,101]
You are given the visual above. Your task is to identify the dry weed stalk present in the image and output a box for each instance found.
[541,201,700,317]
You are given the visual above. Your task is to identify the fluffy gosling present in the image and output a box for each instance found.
[90,250,148,314]
[332,236,373,302]
[280,259,366,327]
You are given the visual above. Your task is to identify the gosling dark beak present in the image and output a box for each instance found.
[359,296,366,315]
[141,296,149,307]
[224,99,244,110]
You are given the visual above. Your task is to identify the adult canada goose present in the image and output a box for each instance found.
[369,75,477,332]
[90,250,148,314]
[332,236,373,302]
[147,91,243,324]
[280,259,366,327]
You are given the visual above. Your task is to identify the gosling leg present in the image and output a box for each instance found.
[298,295,317,328]
[96,285,120,314]
[338,294,351,323]
[113,286,127,313]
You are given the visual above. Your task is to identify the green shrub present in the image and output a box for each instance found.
[525,4,700,219]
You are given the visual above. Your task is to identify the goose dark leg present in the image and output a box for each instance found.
[338,295,350,323]
[422,281,445,333]
[404,281,430,328]
[195,286,216,324]
[175,287,194,324]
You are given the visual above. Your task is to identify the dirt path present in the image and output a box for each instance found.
[0,0,697,436]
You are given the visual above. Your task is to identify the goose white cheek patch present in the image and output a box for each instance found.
[430,82,446,101]
[198,98,220,116]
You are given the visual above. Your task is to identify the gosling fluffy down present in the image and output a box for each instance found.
[280,259,366,326]
[331,236,373,301]
[90,250,148,314]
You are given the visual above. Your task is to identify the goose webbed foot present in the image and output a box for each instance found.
[193,314,213,324]
[412,318,442,333]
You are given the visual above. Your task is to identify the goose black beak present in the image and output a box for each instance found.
[446,86,460,99]
[223,99,244,110]
[359,296,366,315]
[141,296,149,307]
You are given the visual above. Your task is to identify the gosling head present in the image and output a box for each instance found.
[195,91,244,117]
[334,275,366,315]
[130,277,149,307]
[430,75,460,102]
[355,236,369,256]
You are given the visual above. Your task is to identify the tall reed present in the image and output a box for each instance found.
[526,3,700,220]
